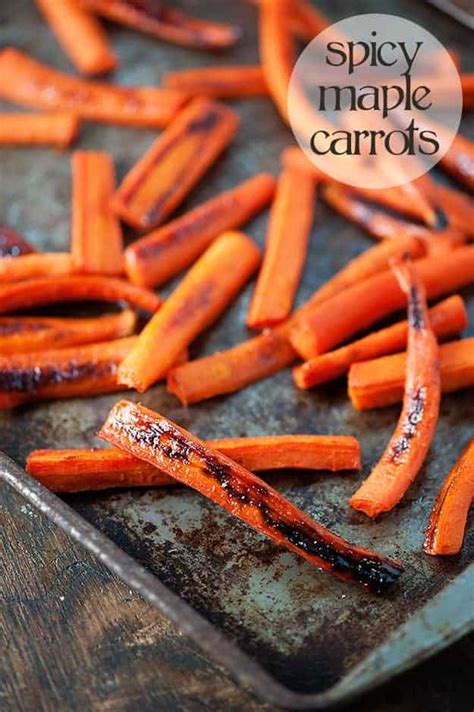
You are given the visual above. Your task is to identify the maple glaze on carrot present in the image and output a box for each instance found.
[0,225,36,258]
[0,112,80,149]
[163,66,268,99]
[0,253,75,283]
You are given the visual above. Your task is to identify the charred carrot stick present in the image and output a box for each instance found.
[0,225,36,257]
[113,99,239,230]
[81,0,240,50]
[119,231,260,391]
[99,401,403,589]
[72,151,123,275]
[349,337,474,411]
[289,245,474,360]
[124,173,275,288]
[427,183,474,238]
[0,48,188,129]
[0,112,80,149]
[424,440,474,556]
[0,310,136,355]
[162,65,268,99]
[34,0,117,76]
[350,259,441,518]
[294,295,467,389]
[0,275,161,315]
[247,160,316,329]
[259,0,294,124]
[0,253,75,283]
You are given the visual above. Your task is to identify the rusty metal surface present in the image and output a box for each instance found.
[0,0,473,705]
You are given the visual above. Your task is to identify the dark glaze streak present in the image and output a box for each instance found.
[389,386,427,465]
[0,322,50,336]
[123,0,165,21]
[408,285,426,331]
[0,361,116,394]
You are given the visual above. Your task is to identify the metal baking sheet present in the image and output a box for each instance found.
[0,0,473,706]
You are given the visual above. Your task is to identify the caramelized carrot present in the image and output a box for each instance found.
[0,310,136,355]
[34,0,117,75]
[119,231,260,391]
[429,183,474,238]
[259,0,294,123]
[289,245,474,359]
[0,112,80,149]
[81,0,240,50]
[0,48,188,129]
[113,98,239,230]
[424,440,474,556]
[0,276,161,314]
[0,225,36,257]
[294,295,467,389]
[441,133,474,192]
[350,259,441,518]
[100,401,402,589]
[162,66,267,99]
[247,160,316,328]
[349,338,474,410]
[0,253,74,283]
[72,151,123,275]
[124,173,275,288]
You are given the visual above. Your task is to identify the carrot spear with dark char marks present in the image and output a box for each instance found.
[0,225,36,257]
[162,66,268,99]
[99,400,403,590]
[0,112,80,149]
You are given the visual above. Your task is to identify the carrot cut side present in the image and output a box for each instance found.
[162,66,268,99]
[0,48,188,129]
[0,310,136,355]
[0,112,80,149]
[34,0,117,75]
[113,98,239,230]
[424,440,474,556]
[348,337,474,410]
[259,0,295,124]
[124,173,275,288]
[72,151,123,275]
[99,400,403,590]
[119,231,261,392]
[0,225,37,257]
[0,253,75,283]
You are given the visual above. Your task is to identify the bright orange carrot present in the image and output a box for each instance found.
[348,338,474,411]
[247,160,316,329]
[0,310,136,355]
[461,73,474,108]
[0,48,188,129]
[72,151,123,275]
[113,98,239,230]
[35,0,117,75]
[289,245,474,360]
[119,231,261,391]
[0,112,80,149]
[0,225,36,257]
[124,173,275,288]
[0,275,161,314]
[350,259,441,518]
[424,440,474,556]
[162,65,268,99]
[0,253,75,283]
[81,0,240,50]
[294,295,467,389]
[99,401,403,589]
[259,0,294,123]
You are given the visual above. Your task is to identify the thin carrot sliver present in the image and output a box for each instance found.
[0,112,80,149]
[424,440,474,556]
[0,225,37,257]
[0,253,75,283]
[119,231,261,392]
[72,151,123,275]
[259,0,294,124]
[124,173,275,288]
[162,66,268,99]
[113,98,239,230]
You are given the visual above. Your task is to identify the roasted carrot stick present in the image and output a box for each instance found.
[289,245,474,360]
[0,253,75,283]
[0,112,80,149]
[294,295,467,389]
[0,225,36,257]
[428,183,474,238]
[440,133,474,192]
[289,0,330,39]
[259,0,294,124]
[26,435,361,492]
[119,231,260,391]
[350,259,441,518]
[124,173,275,288]
[99,401,403,589]
[162,66,268,99]
[424,440,474,556]
[0,310,136,355]
[348,338,474,410]
[0,48,188,129]
[81,0,240,50]
[0,276,161,315]
[72,151,123,275]
[113,98,239,230]
[247,160,316,329]
[34,0,117,76]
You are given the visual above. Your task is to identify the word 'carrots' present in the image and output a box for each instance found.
[0,225,36,258]
[294,295,467,389]
[350,259,441,518]
[0,112,80,149]
[349,338,474,411]
[34,0,117,76]
[424,440,474,556]
[99,400,403,590]
[114,98,239,230]
[119,231,261,392]
[0,253,74,283]
[0,48,188,129]
[125,173,275,288]
[163,66,268,99]
[72,151,123,275]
